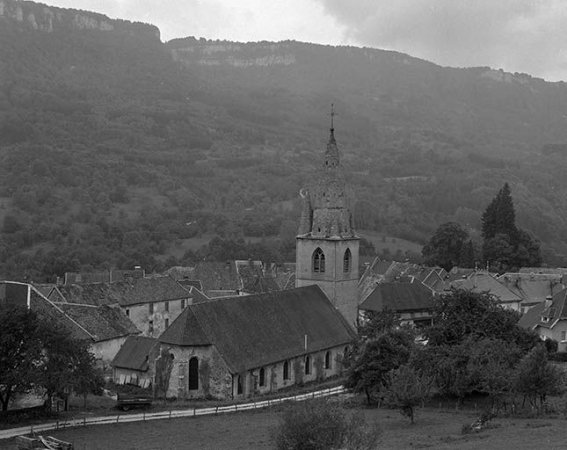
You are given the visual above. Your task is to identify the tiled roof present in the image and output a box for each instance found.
[112,336,158,371]
[456,273,521,304]
[159,285,355,373]
[57,303,139,342]
[360,281,436,313]
[497,273,563,304]
[57,276,191,307]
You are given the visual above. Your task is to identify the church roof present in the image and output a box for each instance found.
[159,285,355,373]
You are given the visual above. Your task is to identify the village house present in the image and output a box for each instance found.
[519,288,567,351]
[54,275,192,338]
[156,285,355,399]
[358,279,436,327]
[0,281,138,367]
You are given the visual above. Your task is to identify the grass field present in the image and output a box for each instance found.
[4,401,566,450]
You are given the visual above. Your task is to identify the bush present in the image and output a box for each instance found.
[271,400,380,450]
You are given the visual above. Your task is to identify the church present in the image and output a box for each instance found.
[112,120,360,399]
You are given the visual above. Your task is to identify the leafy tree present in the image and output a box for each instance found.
[0,303,103,411]
[382,364,431,423]
[425,289,540,350]
[357,310,402,341]
[345,330,414,404]
[514,345,565,408]
[0,305,43,411]
[480,183,542,270]
[421,222,469,271]
[270,400,380,450]
[40,323,102,410]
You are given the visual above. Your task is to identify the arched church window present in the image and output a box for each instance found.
[313,248,325,273]
[189,357,199,390]
[305,356,311,375]
[325,351,332,370]
[259,368,266,387]
[283,361,290,380]
[343,248,351,273]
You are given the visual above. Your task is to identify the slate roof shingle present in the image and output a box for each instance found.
[159,285,355,373]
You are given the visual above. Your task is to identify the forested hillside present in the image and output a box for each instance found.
[2,0,567,281]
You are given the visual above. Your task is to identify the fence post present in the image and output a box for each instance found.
[215,407,218,415]
[193,407,196,417]
[116,415,120,424]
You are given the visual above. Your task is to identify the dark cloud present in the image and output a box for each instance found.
[318,0,567,81]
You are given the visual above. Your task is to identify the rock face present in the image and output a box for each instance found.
[0,0,160,39]
[168,38,297,68]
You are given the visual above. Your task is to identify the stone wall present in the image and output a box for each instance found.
[296,236,360,326]
[127,298,188,338]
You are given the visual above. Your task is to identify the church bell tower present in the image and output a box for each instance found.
[295,109,360,326]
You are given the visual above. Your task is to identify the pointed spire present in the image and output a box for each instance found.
[329,103,336,142]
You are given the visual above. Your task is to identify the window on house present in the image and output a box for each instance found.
[237,375,243,395]
[561,331,566,342]
[148,320,154,334]
[344,346,349,357]
[181,299,186,309]
[343,249,351,273]
[259,368,265,387]
[305,356,311,375]
[283,361,290,380]
[165,318,169,328]
[165,301,169,312]
[313,248,325,273]
[325,351,331,370]
[125,309,130,317]
[149,303,154,314]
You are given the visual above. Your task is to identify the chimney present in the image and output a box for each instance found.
[544,295,553,309]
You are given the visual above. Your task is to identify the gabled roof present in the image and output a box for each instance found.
[360,281,436,313]
[56,303,139,342]
[456,273,521,304]
[177,279,203,291]
[112,336,158,371]
[159,285,355,373]
[191,261,241,292]
[57,276,191,307]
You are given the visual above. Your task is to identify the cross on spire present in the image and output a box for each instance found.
[330,103,337,130]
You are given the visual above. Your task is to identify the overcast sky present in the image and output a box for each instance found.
[46,0,567,82]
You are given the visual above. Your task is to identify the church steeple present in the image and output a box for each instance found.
[298,106,356,239]
[295,108,360,327]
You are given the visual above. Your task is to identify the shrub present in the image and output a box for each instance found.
[271,400,380,450]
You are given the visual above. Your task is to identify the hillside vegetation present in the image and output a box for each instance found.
[2,0,567,280]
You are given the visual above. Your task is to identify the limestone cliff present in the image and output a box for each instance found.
[167,38,296,68]
[0,0,160,39]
